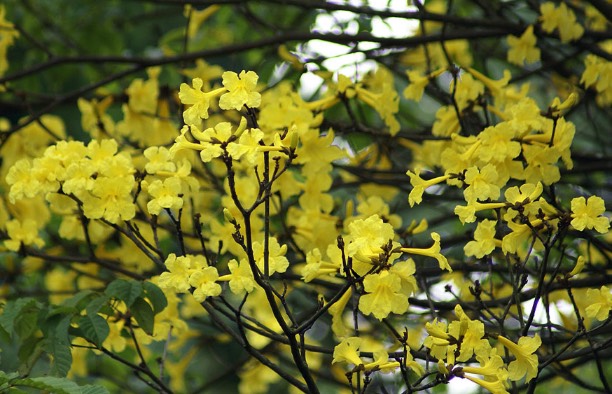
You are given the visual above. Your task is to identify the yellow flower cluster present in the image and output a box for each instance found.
[7,139,136,224]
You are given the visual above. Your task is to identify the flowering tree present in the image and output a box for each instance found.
[0,1,611,393]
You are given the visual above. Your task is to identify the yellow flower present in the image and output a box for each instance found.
[158,254,200,293]
[406,171,451,207]
[424,319,451,360]
[225,258,256,294]
[226,127,264,165]
[570,196,610,233]
[454,201,506,224]
[464,219,498,258]
[568,255,586,277]
[219,70,261,110]
[301,248,340,282]
[463,374,509,394]
[346,214,396,272]
[81,176,136,224]
[185,5,220,39]
[501,220,542,255]
[432,106,461,136]
[581,54,612,107]
[389,259,418,297]
[403,68,445,101]
[358,270,409,320]
[539,2,583,43]
[522,144,561,185]
[477,123,521,163]
[189,266,222,302]
[497,334,541,382]
[178,78,225,124]
[332,337,363,366]
[449,305,491,362]
[507,25,540,66]
[461,348,508,381]
[125,70,158,114]
[4,219,45,251]
[585,286,612,321]
[252,237,289,275]
[146,177,184,215]
[144,146,176,174]
[196,122,233,162]
[400,232,451,272]
[463,164,501,203]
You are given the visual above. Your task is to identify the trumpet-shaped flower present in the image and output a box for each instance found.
[497,334,541,382]
[570,196,610,233]
[449,305,491,362]
[454,201,507,224]
[219,70,261,110]
[507,25,540,66]
[224,258,256,294]
[463,164,501,203]
[146,177,184,215]
[584,286,612,321]
[539,2,583,43]
[505,182,543,205]
[144,146,176,174]
[252,238,289,275]
[301,248,340,282]
[424,319,451,360]
[6,159,46,203]
[464,219,498,259]
[332,337,363,367]
[463,374,509,394]
[189,266,222,302]
[389,259,418,297]
[359,270,409,320]
[81,176,136,224]
[226,127,264,165]
[4,219,45,251]
[179,77,225,124]
[501,220,540,255]
[400,232,451,272]
[461,348,508,381]
[346,214,396,272]
[477,123,521,163]
[158,254,199,293]
[522,145,561,185]
[581,54,612,106]
[406,171,451,207]
[197,122,233,162]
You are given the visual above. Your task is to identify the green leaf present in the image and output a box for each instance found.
[143,281,167,314]
[15,306,41,339]
[61,290,96,310]
[85,294,111,315]
[81,385,111,394]
[0,298,40,335]
[18,336,44,375]
[130,297,154,336]
[77,314,109,348]
[105,279,143,307]
[46,337,73,377]
[46,306,79,319]
[0,370,19,385]
[43,315,73,377]
[11,376,81,394]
